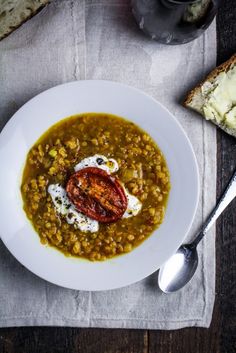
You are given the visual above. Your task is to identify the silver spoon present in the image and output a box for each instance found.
[158,169,236,293]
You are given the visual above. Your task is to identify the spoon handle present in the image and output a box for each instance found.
[191,169,236,248]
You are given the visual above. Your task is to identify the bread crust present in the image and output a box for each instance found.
[183,54,236,139]
[184,54,236,107]
[0,0,50,41]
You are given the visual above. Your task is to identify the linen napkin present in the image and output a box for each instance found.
[0,0,216,329]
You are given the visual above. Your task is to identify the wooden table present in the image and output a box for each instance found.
[0,2,236,352]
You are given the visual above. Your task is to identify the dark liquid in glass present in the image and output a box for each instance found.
[132,0,218,44]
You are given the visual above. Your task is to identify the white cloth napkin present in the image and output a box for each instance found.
[0,0,216,329]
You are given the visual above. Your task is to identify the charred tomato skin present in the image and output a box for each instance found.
[66,167,127,223]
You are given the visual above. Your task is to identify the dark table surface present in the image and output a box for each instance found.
[1,2,236,353]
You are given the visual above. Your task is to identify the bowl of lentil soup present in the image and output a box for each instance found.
[0,81,199,290]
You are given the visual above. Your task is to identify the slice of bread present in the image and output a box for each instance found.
[0,0,50,41]
[184,54,236,138]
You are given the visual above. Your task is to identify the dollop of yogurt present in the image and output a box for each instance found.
[74,154,119,174]
[48,184,99,233]
[48,154,142,233]
[123,189,142,218]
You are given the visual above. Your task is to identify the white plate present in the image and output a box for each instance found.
[0,80,199,291]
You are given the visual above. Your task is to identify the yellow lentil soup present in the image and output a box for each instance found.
[21,113,170,261]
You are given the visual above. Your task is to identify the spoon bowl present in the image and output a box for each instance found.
[158,245,198,293]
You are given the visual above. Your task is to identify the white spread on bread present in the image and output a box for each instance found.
[201,65,236,128]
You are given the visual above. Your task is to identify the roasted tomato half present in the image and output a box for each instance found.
[66,167,128,223]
